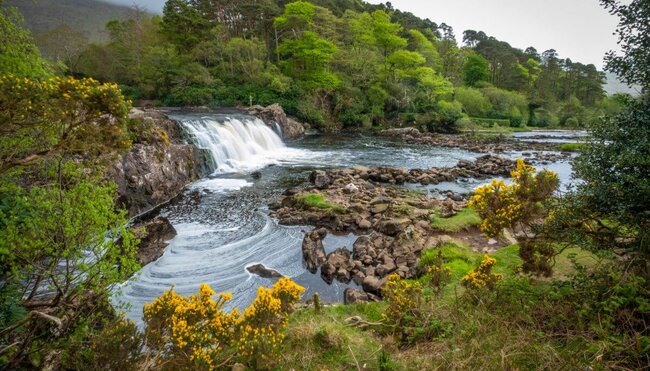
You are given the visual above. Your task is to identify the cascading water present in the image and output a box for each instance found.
[180,115,288,173]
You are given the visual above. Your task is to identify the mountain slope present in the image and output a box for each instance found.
[3,0,145,40]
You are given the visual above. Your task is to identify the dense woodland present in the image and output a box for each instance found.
[0,0,649,369]
[26,0,623,131]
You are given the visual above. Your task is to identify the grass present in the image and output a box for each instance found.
[297,193,346,213]
[558,142,586,152]
[283,241,603,370]
[282,303,385,370]
[429,207,482,233]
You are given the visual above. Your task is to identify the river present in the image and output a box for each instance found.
[115,114,577,323]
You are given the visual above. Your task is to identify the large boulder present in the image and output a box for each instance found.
[132,217,177,265]
[344,288,380,305]
[247,103,305,139]
[302,228,327,273]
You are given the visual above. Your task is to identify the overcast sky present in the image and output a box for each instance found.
[103,0,620,69]
[365,0,620,69]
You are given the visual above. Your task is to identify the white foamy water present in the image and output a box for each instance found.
[181,116,309,173]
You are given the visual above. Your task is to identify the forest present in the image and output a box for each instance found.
[28,0,623,132]
[1,0,649,370]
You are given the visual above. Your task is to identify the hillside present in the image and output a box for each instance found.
[3,0,143,40]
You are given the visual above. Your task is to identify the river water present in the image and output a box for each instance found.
[115,114,577,323]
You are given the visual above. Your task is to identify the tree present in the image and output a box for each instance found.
[0,73,138,366]
[277,30,339,90]
[0,5,51,78]
[161,0,209,50]
[463,53,489,86]
[601,0,650,92]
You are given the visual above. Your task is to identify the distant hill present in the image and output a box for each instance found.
[3,0,148,40]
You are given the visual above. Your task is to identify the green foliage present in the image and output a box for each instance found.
[558,143,585,152]
[463,53,489,86]
[0,76,131,174]
[601,0,650,91]
[0,5,51,78]
[454,86,492,117]
[430,100,463,133]
[573,97,649,251]
[278,31,339,90]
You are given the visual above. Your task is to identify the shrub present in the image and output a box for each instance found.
[461,255,503,289]
[431,100,463,133]
[469,159,559,237]
[422,250,452,293]
[382,274,423,343]
[455,86,492,117]
[143,278,305,369]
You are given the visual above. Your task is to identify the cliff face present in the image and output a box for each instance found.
[111,110,203,217]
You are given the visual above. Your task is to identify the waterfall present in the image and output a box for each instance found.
[179,115,287,173]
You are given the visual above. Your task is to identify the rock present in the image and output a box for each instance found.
[344,183,359,193]
[132,217,177,265]
[251,171,262,179]
[344,288,380,304]
[379,218,410,236]
[357,219,372,229]
[247,103,305,139]
[302,228,327,273]
[487,238,498,245]
[377,127,420,137]
[309,170,332,189]
[110,113,202,217]
[362,275,386,295]
[371,203,389,214]
[246,264,283,279]
[322,247,354,283]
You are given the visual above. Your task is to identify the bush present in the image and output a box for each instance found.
[143,278,305,369]
[430,100,463,133]
[455,86,492,117]
[469,159,559,237]
[461,255,503,289]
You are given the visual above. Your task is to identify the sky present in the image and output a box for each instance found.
[364,0,620,69]
[102,0,620,69]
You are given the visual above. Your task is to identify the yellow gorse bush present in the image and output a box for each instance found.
[382,274,423,327]
[1,74,132,172]
[143,277,305,370]
[461,255,503,289]
[468,159,559,237]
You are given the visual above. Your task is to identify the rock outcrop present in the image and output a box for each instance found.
[110,110,203,216]
[131,216,177,265]
[302,228,328,273]
[247,103,306,139]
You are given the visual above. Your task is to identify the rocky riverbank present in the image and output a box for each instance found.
[378,128,574,163]
[271,155,516,298]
